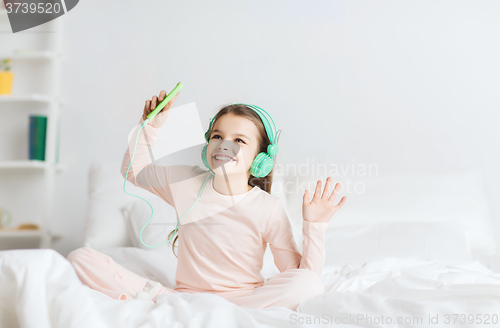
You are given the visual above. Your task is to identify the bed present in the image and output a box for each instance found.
[1,161,500,328]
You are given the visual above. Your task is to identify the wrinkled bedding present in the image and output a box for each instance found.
[1,248,500,328]
[298,257,500,327]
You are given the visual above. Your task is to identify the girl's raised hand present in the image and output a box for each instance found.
[302,177,346,223]
[142,84,181,128]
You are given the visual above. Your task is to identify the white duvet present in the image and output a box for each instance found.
[298,258,500,327]
[1,248,500,328]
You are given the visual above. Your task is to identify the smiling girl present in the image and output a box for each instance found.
[67,88,346,311]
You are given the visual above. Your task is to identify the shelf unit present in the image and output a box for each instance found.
[0,93,55,103]
[0,160,65,171]
[0,9,65,249]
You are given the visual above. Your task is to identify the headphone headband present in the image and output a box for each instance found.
[204,103,281,147]
[241,104,282,146]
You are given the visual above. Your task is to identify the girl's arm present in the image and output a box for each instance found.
[120,118,176,207]
[263,198,329,277]
[264,178,346,277]
[299,219,329,276]
[301,177,346,275]
[121,89,182,207]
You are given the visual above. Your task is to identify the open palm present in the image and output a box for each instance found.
[302,177,346,223]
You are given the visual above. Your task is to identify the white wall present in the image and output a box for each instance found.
[14,0,500,256]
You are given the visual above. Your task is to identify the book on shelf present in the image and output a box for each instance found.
[29,115,47,161]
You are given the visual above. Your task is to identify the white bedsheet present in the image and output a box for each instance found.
[298,257,500,327]
[1,248,500,328]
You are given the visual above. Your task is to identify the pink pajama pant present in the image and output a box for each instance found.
[67,247,324,311]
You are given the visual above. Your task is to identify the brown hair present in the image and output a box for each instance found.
[168,104,277,257]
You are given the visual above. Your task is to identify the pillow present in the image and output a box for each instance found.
[284,169,497,256]
[323,221,472,268]
[100,222,472,288]
[85,161,154,249]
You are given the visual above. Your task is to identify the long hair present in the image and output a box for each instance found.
[168,104,277,257]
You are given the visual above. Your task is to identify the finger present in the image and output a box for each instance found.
[328,183,340,204]
[145,100,151,113]
[143,101,148,120]
[313,180,322,201]
[159,90,166,101]
[303,189,309,205]
[334,196,347,209]
[322,177,332,200]
[151,95,158,110]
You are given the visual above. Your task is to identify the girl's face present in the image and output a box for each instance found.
[208,114,260,177]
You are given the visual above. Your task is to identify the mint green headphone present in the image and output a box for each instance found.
[201,103,282,178]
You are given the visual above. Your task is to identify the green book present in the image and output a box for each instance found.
[29,115,47,161]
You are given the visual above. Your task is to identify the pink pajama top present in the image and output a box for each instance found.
[121,118,329,294]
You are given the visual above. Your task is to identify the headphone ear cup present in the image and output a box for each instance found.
[250,152,264,177]
[250,152,275,178]
[201,144,211,171]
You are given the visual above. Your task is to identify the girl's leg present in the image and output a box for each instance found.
[67,247,174,300]
[225,268,325,311]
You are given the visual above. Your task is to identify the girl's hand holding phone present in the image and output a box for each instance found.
[302,177,346,223]
[142,88,180,129]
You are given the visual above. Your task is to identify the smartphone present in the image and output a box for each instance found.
[146,82,184,121]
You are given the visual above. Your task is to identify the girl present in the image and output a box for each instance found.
[67,89,347,311]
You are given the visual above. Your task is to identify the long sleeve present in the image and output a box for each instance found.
[120,118,175,207]
[300,219,329,276]
[263,198,329,277]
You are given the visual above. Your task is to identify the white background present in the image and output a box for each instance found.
[1,0,499,256]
